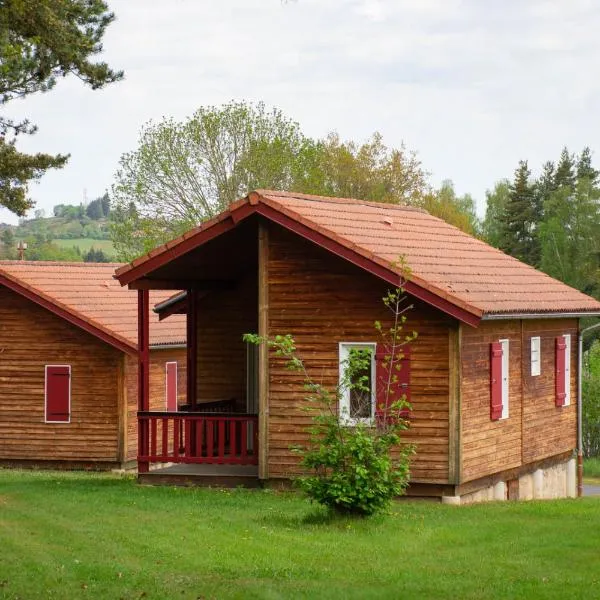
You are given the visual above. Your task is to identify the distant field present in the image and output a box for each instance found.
[54,238,115,255]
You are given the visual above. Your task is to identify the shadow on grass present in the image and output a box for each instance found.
[256,503,383,531]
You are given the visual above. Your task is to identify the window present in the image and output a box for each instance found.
[45,365,71,423]
[165,362,178,411]
[339,343,376,424]
[556,334,571,407]
[490,340,509,420]
[530,336,541,377]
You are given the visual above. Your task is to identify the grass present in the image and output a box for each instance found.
[1,470,600,599]
[53,238,114,255]
[584,457,600,483]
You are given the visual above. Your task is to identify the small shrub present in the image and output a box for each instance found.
[245,281,416,516]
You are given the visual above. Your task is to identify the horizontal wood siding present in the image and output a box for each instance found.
[195,274,258,409]
[522,319,577,464]
[461,321,523,482]
[125,347,187,462]
[460,318,578,483]
[0,287,121,462]
[267,225,451,483]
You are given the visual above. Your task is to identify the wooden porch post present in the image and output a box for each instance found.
[258,222,269,479]
[186,289,198,409]
[138,289,150,473]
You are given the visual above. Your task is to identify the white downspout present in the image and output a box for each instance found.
[577,321,600,496]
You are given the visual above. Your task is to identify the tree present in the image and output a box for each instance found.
[315,132,428,205]
[100,192,110,217]
[482,180,510,247]
[539,177,600,294]
[86,197,104,220]
[1,228,15,247]
[583,340,600,457]
[111,102,431,260]
[423,180,479,235]
[498,161,539,265]
[111,101,317,259]
[534,161,555,222]
[536,147,600,296]
[83,247,110,262]
[21,237,82,261]
[1,227,15,259]
[554,147,576,190]
[0,0,123,215]
[577,147,598,185]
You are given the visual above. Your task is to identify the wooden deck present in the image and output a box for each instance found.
[138,463,260,488]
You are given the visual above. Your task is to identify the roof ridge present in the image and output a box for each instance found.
[255,189,428,213]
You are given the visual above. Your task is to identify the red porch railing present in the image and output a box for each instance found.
[138,411,258,467]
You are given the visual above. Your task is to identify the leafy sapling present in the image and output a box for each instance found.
[244,267,417,516]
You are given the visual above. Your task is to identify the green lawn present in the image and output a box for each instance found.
[1,470,599,599]
[53,238,115,255]
[584,457,600,483]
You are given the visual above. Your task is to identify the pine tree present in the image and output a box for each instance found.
[535,161,555,218]
[577,147,599,185]
[554,147,576,189]
[499,161,539,265]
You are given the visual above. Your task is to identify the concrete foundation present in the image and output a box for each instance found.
[456,457,576,505]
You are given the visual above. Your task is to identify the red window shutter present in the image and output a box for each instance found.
[375,345,411,424]
[46,366,70,423]
[166,362,178,412]
[555,337,567,407]
[490,342,503,421]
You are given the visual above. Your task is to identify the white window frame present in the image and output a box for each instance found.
[530,336,541,377]
[165,361,178,411]
[44,364,72,424]
[563,334,571,406]
[499,339,509,420]
[338,342,376,425]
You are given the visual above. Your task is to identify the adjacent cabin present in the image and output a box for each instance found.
[0,262,187,469]
[115,190,600,502]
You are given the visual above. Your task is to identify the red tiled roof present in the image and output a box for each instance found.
[115,190,600,321]
[0,261,186,351]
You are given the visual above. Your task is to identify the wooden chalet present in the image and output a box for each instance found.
[115,190,600,502]
[0,262,186,469]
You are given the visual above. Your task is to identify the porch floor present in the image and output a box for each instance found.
[138,463,260,488]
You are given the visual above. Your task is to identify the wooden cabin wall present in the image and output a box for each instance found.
[266,224,452,483]
[460,321,523,482]
[124,347,187,463]
[521,319,577,464]
[0,287,121,464]
[460,318,577,483]
[195,274,258,409]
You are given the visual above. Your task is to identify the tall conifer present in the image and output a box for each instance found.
[499,160,538,265]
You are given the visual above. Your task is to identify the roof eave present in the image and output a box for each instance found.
[482,311,600,320]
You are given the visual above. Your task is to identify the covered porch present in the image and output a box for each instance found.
[132,216,268,483]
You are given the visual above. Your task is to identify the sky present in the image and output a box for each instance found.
[2,0,600,225]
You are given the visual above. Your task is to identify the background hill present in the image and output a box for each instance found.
[0,194,115,262]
